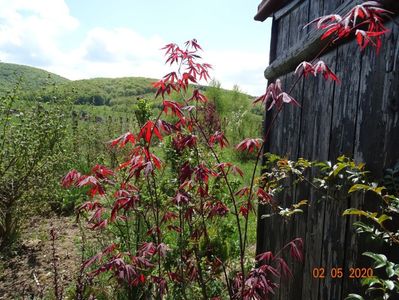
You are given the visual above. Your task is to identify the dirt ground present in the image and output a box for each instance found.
[0,215,82,299]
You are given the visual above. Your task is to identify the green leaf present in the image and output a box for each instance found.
[332,163,346,177]
[383,195,399,203]
[385,262,395,278]
[349,184,370,193]
[361,277,380,287]
[345,294,365,300]
[385,280,395,290]
[343,208,370,217]
[293,200,308,209]
[377,214,392,225]
[363,252,387,268]
[314,161,331,169]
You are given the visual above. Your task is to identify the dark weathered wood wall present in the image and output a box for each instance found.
[256,0,399,299]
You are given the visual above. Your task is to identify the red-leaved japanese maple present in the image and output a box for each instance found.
[61,1,393,298]
[62,39,302,299]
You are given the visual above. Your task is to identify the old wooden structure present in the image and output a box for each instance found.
[255,0,399,299]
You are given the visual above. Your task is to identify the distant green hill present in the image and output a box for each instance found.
[0,62,260,119]
[39,77,157,106]
[0,62,69,95]
[0,61,262,149]
[0,62,158,105]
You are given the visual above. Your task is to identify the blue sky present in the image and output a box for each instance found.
[0,0,272,95]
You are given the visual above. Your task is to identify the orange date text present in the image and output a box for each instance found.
[312,267,373,279]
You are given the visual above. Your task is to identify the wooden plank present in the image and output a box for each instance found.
[353,18,399,177]
[277,75,306,300]
[380,21,399,170]
[256,76,292,300]
[260,16,290,258]
[297,9,335,300]
[275,14,291,58]
[296,50,336,300]
[316,39,363,300]
[343,18,399,297]
[256,17,280,258]
[274,0,304,20]
[288,1,309,49]
[328,45,362,159]
[322,0,343,15]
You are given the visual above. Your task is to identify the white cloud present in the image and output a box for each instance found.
[45,27,169,81]
[0,0,269,95]
[206,50,268,95]
[0,0,79,66]
[83,28,164,62]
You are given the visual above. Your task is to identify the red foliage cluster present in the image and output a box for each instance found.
[295,60,340,82]
[289,1,393,105]
[231,238,303,300]
[62,165,114,198]
[307,1,392,53]
[153,39,211,98]
[236,138,264,153]
[61,38,311,299]
[253,79,299,110]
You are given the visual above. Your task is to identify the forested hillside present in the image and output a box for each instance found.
[38,77,157,106]
[0,62,69,95]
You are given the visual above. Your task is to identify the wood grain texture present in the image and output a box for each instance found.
[256,0,399,297]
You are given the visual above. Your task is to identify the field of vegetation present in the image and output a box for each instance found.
[0,61,264,299]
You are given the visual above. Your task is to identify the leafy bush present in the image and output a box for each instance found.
[0,86,69,246]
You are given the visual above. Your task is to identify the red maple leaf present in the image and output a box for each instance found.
[257,187,273,204]
[61,169,81,187]
[184,39,203,51]
[161,43,176,55]
[295,61,315,77]
[209,131,229,148]
[138,242,157,257]
[288,238,304,262]
[236,138,263,153]
[313,61,340,82]
[253,79,282,109]
[92,164,114,179]
[109,132,135,148]
[207,201,229,218]
[163,100,184,118]
[161,211,178,224]
[256,251,273,263]
[277,257,293,279]
[215,162,244,178]
[188,89,208,103]
[138,120,162,143]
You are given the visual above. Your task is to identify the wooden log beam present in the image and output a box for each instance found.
[254,0,287,21]
[263,0,398,80]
